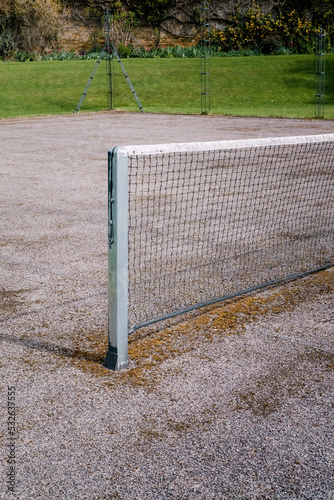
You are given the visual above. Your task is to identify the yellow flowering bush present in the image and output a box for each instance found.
[211,4,318,54]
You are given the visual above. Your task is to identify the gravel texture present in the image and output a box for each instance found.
[0,112,333,499]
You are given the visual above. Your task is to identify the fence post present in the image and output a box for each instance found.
[201,0,211,114]
[104,147,129,370]
[105,9,114,111]
[315,27,326,118]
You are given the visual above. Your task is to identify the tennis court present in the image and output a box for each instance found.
[0,112,333,498]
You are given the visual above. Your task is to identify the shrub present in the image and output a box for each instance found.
[117,42,133,58]
[127,0,175,28]
[211,4,317,55]
[0,0,62,58]
[0,30,15,58]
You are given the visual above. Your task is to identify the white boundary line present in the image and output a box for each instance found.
[123,134,334,156]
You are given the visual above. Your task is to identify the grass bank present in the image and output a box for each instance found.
[0,54,333,118]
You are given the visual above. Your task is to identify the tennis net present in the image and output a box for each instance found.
[106,134,334,369]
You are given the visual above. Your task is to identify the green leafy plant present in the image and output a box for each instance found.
[128,0,175,27]
[0,0,62,58]
[117,42,133,57]
[211,3,318,55]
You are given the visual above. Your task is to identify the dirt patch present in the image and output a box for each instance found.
[0,112,333,499]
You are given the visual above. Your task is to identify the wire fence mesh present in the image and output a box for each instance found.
[1,51,334,118]
[125,136,334,332]
[1,5,334,119]
[209,54,314,118]
[0,54,201,117]
[205,53,334,119]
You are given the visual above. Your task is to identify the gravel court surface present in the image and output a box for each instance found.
[0,111,333,499]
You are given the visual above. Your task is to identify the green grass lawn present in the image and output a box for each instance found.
[0,54,333,119]
[209,53,334,118]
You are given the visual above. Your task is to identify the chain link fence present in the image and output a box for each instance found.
[204,52,334,119]
[0,10,334,119]
[0,51,333,119]
[200,3,334,120]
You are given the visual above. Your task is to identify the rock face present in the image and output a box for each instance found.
[58,1,276,51]
[59,16,201,51]
[60,18,94,52]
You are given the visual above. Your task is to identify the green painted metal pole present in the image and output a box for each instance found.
[112,44,144,112]
[105,147,129,370]
[74,47,105,114]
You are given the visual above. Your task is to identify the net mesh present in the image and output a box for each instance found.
[126,138,334,332]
